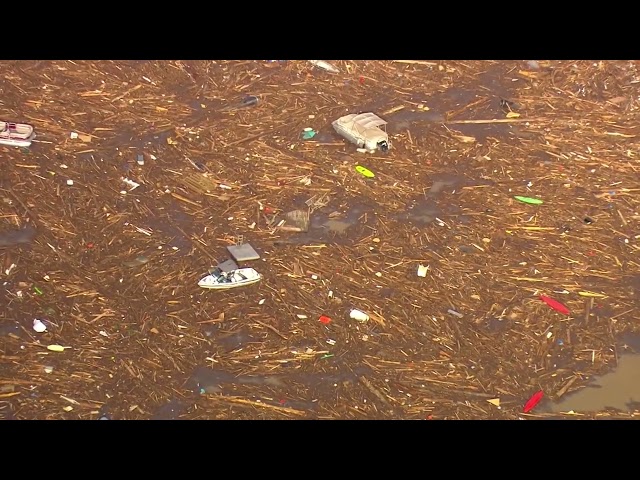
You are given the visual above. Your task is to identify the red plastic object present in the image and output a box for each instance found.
[359,76,365,85]
[540,295,570,315]
[319,315,332,325]
[523,390,544,413]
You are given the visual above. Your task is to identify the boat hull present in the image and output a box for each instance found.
[198,276,261,290]
[198,267,262,290]
[0,121,35,148]
[0,133,35,148]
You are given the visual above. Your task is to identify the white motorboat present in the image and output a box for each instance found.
[198,267,262,290]
[0,121,36,148]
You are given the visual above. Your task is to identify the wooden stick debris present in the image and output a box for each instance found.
[211,396,306,416]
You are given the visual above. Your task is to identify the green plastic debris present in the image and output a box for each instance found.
[34,286,43,295]
[355,165,375,178]
[301,128,316,140]
[514,196,543,205]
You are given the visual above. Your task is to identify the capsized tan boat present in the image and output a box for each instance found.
[332,112,389,152]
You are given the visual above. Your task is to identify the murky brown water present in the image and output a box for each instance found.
[390,64,517,141]
[310,204,376,237]
[0,224,36,247]
[427,172,467,196]
[151,399,187,420]
[395,193,464,226]
[186,364,372,400]
[398,199,442,225]
[387,109,446,133]
[549,354,640,413]
[145,203,194,253]
[548,334,640,413]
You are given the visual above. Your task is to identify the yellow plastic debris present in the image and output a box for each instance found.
[47,344,66,352]
[487,398,500,407]
[577,291,607,298]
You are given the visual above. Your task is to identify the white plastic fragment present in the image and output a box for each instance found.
[417,264,429,277]
[70,132,78,139]
[33,319,47,333]
[526,60,540,70]
[122,178,140,191]
[66,179,74,186]
[350,309,369,322]
[308,60,340,73]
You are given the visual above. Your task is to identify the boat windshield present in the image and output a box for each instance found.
[211,267,224,278]
[212,270,231,283]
